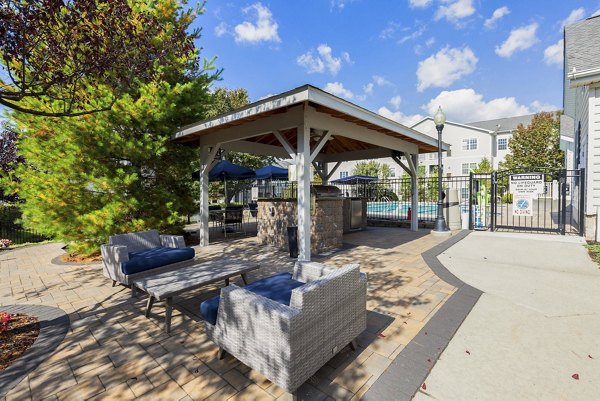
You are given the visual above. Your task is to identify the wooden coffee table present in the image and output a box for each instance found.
[132,259,259,333]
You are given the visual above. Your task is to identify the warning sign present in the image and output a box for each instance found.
[509,173,544,196]
[513,195,533,216]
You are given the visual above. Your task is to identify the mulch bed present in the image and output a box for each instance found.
[0,314,40,371]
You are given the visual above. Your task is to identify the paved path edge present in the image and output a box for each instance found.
[0,304,70,398]
[363,230,481,401]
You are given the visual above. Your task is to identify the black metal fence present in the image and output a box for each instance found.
[254,175,472,223]
[0,205,48,245]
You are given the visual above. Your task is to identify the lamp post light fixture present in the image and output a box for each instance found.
[433,106,450,234]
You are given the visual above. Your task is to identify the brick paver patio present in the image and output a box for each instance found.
[0,227,457,400]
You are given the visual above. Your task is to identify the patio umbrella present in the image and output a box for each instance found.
[255,165,289,180]
[192,160,256,204]
[330,175,378,185]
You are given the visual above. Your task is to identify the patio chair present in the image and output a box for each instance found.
[223,206,243,236]
[101,229,195,287]
[200,261,367,398]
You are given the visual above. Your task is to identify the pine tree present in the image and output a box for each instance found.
[2,1,218,256]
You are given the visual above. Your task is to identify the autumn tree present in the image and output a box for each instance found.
[0,122,24,201]
[0,0,203,117]
[2,0,218,256]
[501,112,564,171]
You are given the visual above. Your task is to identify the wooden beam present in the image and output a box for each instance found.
[274,130,297,159]
[315,147,393,163]
[220,140,290,158]
[310,131,331,162]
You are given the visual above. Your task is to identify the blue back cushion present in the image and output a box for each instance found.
[200,272,304,325]
[121,247,195,275]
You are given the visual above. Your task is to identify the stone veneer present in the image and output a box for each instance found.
[256,198,343,254]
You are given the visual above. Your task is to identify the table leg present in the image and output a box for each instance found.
[145,296,154,318]
[225,278,230,286]
[165,297,173,334]
[241,273,248,285]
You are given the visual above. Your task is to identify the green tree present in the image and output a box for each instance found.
[2,1,218,256]
[0,0,203,117]
[204,88,274,204]
[501,112,564,170]
[473,157,494,173]
[352,160,392,179]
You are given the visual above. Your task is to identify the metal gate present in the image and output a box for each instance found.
[473,168,584,235]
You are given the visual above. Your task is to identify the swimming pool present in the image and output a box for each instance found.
[367,201,438,217]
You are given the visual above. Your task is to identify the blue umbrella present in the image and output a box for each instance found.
[330,175,378,184]
[192,160,256,205]
[255,165,289,180]
[192,160,256,181]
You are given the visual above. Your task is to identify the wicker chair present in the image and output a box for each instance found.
[201,261,367,398]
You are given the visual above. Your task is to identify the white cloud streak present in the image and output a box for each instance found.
[409,0,432,8]
[495,23,539,58]
[544,39,564,66]
[484,6,510,29]
[561,8,586,30]
[324,82,354,99]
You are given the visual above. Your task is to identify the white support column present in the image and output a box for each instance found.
[410,154,419,232]
[392,152,419,232]
[297,124,311,261]
[198,146,220,247]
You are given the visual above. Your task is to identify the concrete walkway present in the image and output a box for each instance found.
[413,232,600,401]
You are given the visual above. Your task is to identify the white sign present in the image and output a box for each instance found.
[251,186,258,201]
[513,194,533,216]
[509,173,544,196]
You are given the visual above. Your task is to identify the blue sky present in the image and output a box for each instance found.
[193,0,600,124]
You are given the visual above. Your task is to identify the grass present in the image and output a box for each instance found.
[584,242,600,266]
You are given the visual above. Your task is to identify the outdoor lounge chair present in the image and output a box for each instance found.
[101,229,195,286]
[199,261,367,398]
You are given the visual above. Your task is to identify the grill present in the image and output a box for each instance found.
[311,185,342,198]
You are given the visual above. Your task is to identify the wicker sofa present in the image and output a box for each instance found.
[101,229,195,286]
[200,261,367,397]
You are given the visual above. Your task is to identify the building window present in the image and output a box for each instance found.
[498,138,508,151]
[339,171,349,178]
[429,153,437,160]
[461,187,470,200]
[462,138,478,150]
[461,162,478,175]
[389,167,396,178]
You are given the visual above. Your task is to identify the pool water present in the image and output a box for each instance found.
[367,202,438,215]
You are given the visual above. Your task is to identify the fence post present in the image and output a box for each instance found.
[560,169,567,235]
[580,168,586,237]
[468,172,474,230]
[490,171,497,231]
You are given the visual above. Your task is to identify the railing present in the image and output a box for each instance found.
[0,205,48,245]
[253,175,472,223]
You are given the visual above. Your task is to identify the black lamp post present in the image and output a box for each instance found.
[433,106,449,233]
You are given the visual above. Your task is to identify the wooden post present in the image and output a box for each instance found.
[297,124,311,261]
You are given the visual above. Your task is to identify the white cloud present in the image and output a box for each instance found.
[297,44,350,75]
[378,106,424,126]
[593,9,600,17]
[423,88,531,123]
[363,83,374,95]
[234,3,280,44]
[425,37,436,47]
[416,46,478,92]
[379,22,401,40]
[435,0,475,24]
[484,6,510,29]
[373,75,392,87]
[409,0,432,8]
[324,82,354,99]
[561,8,585,30]
[390,96,402,109]
[398,25,427,44]
[495,23,539,58]
[530,100,558,112]
[214,22,228,37]
[544,39,564,66]
[330,0,357,10]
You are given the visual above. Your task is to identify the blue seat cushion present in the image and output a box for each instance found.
[200,272,304,325]
[121,247,195,275]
